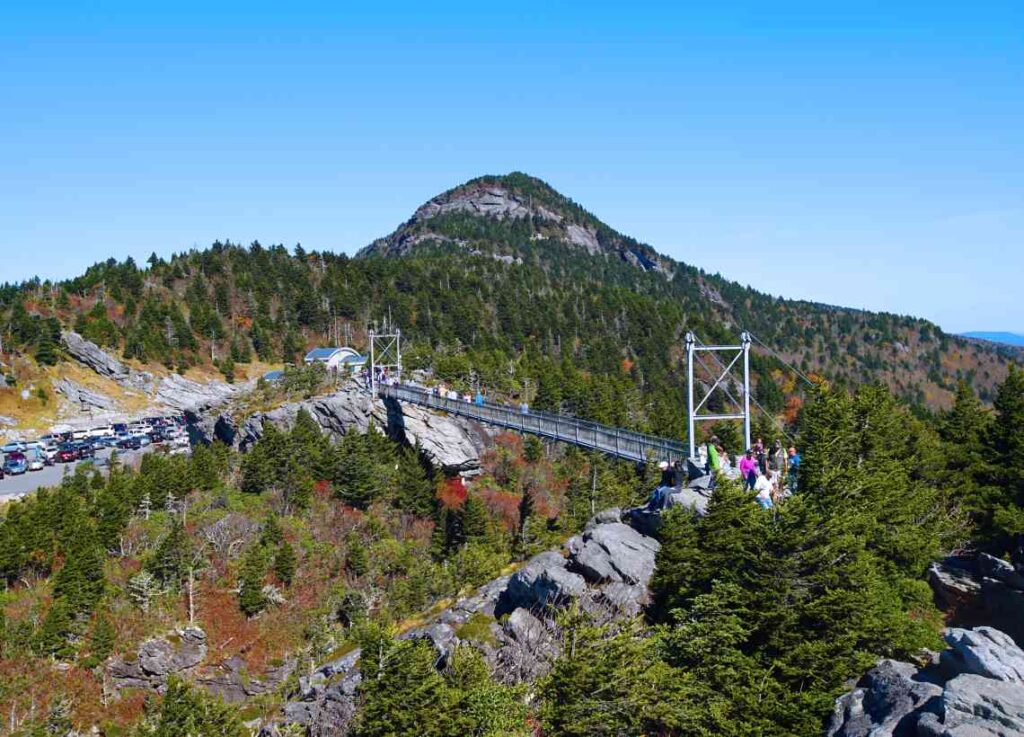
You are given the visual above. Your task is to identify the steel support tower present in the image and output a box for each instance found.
[368,326,402,395]
[685,331,752,458]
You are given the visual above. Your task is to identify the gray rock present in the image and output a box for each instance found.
[53,378,118,411]
[826,659,942,737]
[584,507,623,530]
[979,554,1024,592]
[942,628,1024,683]
[138,627,207,676]
[230,382,484,473]
[60,331,154,391]
[156,373,245,413]
[60,331,132,381]
[571,522,660,586]
[942,674,1024,735]
[499,551,586,614]
[597,582,649,617]
[494,607,560,684]
[668,486,713,515]
[930,559,983,608]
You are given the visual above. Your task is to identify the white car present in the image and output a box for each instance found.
[1,441,26,454]
[89,425,115,438]
[134,434,152,447]
[25,449,45,471]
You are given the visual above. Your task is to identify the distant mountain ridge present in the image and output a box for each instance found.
[962,331,1024,347]
[0,171,1018,433]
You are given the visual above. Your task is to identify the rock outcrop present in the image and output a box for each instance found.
[53,377,119,412]
[261,507,665,735]
[60,331,153,392]
[107,626,295,703]
[156,374,247,413]
[928,555,1024,647]
[827,626,1024,736]
[195,382,487,473]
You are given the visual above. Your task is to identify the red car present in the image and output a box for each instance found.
[56,444,78,463]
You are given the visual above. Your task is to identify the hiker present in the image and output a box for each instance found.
[768,439,786,490]
[648,461,675,510]
[754,438,767,475]
[787,446,801,493]
[754,474,774,509]
[739,449,759,491]
[706,435,721,474]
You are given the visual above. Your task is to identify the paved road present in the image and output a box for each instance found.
[0,446,159,501]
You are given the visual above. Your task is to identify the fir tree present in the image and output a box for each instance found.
[238,544,268,617]
[274,540,297,586]
[147,518,192,590]
[81,611,116,668]
[34,596,75,659]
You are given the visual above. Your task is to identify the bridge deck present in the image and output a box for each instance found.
[381,384,687,463]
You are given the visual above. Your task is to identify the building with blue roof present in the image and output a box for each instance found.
[303,346,367,373]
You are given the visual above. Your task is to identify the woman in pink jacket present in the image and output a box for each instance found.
[739,449,759,491]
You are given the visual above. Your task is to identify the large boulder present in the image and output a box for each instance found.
[567,521,661,586]
[941,628,1024,683]
[978,554,1024,592]
[939,674,1024,735]
[826,659,942,737]
[108,627,208,691]
[497,551,587,615]
[829,627,1024,737]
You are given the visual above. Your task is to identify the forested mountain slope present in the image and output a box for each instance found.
[0,172,1017,437]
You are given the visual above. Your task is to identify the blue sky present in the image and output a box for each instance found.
[2,1,1022,333]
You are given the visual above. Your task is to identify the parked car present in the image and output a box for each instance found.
[25,449,45,472]
[3,452,28,475]
[56,443,79,463]
[134,434,152,447]
[1,441,26,454]
[74,442,96,459]
[117,436,142,451]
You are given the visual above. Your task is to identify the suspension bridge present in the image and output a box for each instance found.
[368,325,806,465]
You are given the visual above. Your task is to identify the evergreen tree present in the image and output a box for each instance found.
[274,540,297,586]
[987,365,1024,551]
[393,445,435,517]
[34,596,75,659]
[53,517,106,616]
[345,533,370,577]
[82,611,116,668]
[139,676,247,737]
[238,544,268,617]
[147,518,192,590]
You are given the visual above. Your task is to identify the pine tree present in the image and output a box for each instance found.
[274,540,297,586]
[461,496,489,543]
[81,611,116,668]
[393,445,435,517]
[333,429,378,508]
[238,544,268,617]
[147,518,192,590]
[34,596,75,659]
[53,517,106,616]
[987,365,1024,551]
[143,676,247,737]
[345,533,370,577]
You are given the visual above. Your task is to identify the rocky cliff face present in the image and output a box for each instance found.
[260,506,661,736]
[191,382,487,473]
[827,626,1024,736]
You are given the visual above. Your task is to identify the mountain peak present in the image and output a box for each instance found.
[357,173,671,274]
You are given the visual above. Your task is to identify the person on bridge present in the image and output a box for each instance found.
[739,449,759,491]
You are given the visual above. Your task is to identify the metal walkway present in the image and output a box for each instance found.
[380,384,687,463]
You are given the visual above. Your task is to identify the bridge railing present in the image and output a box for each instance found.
[380,384,687,463]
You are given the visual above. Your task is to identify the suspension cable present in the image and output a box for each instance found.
[746,331,816,387]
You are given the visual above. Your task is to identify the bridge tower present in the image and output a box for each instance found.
[685,331,752,458]
[368,324,402,395]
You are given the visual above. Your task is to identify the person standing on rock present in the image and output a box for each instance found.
[740,449,759,491]
[706,436,721,475]
[787,446,801,493]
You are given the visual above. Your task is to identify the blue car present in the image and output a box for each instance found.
[3,452,28,475]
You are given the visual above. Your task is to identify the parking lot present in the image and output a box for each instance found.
[0,444,172,501]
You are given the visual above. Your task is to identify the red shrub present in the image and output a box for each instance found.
[437,477,467,510]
